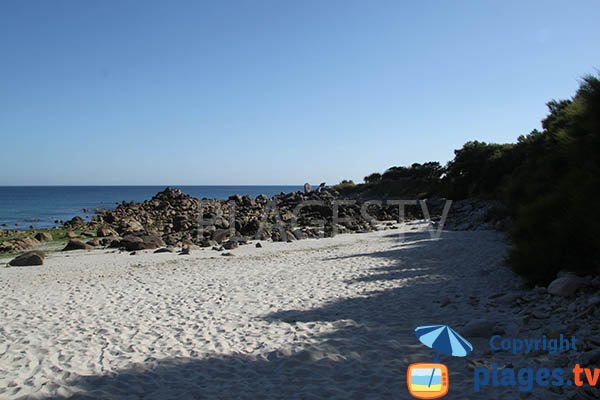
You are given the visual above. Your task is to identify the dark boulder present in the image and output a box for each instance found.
[154,247,174,253]
[240,218,260,236]
[172,215,189,232]
[8,251,45,266]
[222,240,239,250]
[63,240,93,251]
[120,234,166,251]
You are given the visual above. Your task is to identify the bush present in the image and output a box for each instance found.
[505,75,600,283]
[334,180,357,190]
[364,173,381,184]
[443,141,519,199]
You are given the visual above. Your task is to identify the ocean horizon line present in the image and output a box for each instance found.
[0,184,307,187]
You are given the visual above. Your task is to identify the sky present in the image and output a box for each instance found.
[1,1,599,185]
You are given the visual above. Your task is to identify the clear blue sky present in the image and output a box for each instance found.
[1,1,599,185]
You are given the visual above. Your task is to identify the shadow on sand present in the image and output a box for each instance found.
[43,231,504,399]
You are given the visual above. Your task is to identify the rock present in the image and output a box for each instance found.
[255,242,262,248]
[118,235,143,249]
[8,251,45,266]
[588,296,600,307]
[221,252,235,257]
[34,232,52,242]
[200,240,218,248]
[580,348,600,367]
[179,247,191,255]
[64,216,85,228]
[222,240,239,250]
[86,238,100,247]
[139,235,166,249]
[548,276,583,297]
[100,236,120,246]
[212,229,231,244]
[66,231,78,239]
[461,319,497,338]
[172,214,189,232]
[530,310,550,319]
[62,240,93,251]
[97,226,117,237]
[120,234,165,251]
[228,194,242,203]
[0,237,39,253]
[118,218,144,235]
[304,183,312,193]
[154,247,174,253]
[285,230,296,241]
[494,292,522,305]
[240,219,260,236]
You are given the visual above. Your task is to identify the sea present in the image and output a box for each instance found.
[0,186,303,229]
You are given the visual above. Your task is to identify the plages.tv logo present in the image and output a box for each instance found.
[407,325,473,399]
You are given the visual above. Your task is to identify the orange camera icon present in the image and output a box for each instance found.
[407,363,449,399]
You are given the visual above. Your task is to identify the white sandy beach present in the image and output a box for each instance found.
[0,223,580,399]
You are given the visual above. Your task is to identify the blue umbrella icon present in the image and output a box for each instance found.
[415,325,473,387]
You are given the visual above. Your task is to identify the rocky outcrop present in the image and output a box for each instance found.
[81,188,499,251]
[441,198,499,231]
[0,237,40,253]
[1,188,499,256]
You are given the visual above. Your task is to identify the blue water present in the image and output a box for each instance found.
[0,186,302,229]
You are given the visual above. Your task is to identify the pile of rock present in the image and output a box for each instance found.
[0,231,54,253]
[83,187,409,250]
[441,198,501,231]
[1,187,501,258]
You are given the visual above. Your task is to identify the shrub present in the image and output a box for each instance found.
[505,75,600,283]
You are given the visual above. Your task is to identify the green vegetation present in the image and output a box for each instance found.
[504,75,600,284]
[337,73,600,284]
[333,180,357,190]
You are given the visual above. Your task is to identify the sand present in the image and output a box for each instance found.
[0,222,566,399]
